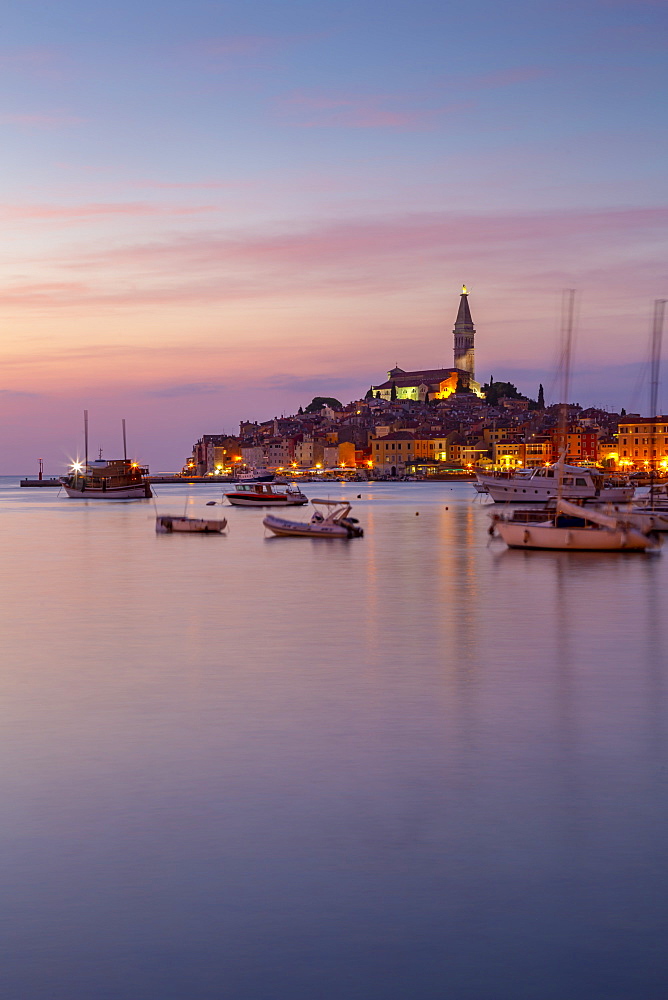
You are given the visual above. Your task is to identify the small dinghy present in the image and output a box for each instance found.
[156,515,228,534]
[263,499,364,539]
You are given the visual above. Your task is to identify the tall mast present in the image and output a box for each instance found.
[649,299,666,420]
[122,419,127,462]
[556,289,576,498]
[84,409,89,470]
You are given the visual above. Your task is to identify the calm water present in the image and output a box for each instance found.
[1,476,667,999]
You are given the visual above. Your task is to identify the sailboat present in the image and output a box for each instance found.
[490,292,661,553]
[60,412,153,500]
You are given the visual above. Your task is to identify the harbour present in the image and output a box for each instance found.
[2,474,667,999]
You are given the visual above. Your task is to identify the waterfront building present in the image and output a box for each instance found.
[617,416,668,467]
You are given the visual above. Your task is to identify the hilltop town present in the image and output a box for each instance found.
[185,288,662,478]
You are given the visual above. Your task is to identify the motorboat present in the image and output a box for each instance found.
[224,482,308,506]
[489,498,660,551]
[61,457,153,499]
[263,499,364,538]
[476,462,633,504]
[156,515,227,533]
[235,466,274,482]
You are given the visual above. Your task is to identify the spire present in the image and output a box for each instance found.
[453,284,476,378]
[454,285,474,331]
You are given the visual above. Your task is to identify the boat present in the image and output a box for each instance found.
[224,482,308,507]
[490,498,661,551]
[156,515,227,533]
[60,413,153,500]
[263,498,364,538]
[61,457,153,499]
[475,462,633,503]
[235,466,274,482]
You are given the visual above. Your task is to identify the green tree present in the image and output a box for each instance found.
[390,382,397,401]
[304,396,343,413]
[537,383,545,409]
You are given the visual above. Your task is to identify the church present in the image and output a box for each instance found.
[371,286,482,402]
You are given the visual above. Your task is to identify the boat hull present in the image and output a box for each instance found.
[478,478,633,503]
[263,514,362,538]
[60,481,152,499]
[225,494,307,507]
[494,520,657,551]
[156,516,227,533]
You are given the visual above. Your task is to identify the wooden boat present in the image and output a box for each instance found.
[61,458,152,499]
[225,482,308,506]
[490,498,661,551]
[263,499,364,538]
[156,515,227,534]
[61,413,153,500]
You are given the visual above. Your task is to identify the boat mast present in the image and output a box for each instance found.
[557,289,576,500]
[649,299,666,508]
[84,409,89,472]
[122,418,127,462]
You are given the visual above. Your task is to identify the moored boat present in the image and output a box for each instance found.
[156,515,227,533]
[490,498,660,551]
[476,462,633,504]
[61,457,153,499]
[263,499,364,538]
[225,482,308,506]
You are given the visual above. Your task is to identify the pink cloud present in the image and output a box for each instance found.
[0,201,214,222]
[3,206,666,311]
[277,92,470,130]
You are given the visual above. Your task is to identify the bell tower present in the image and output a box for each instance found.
[453,285,475,378]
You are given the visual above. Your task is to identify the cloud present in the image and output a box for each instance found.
[148,382,226,398]
[2,205,666,311]
[0,201,214,222]
[276,92,470,130]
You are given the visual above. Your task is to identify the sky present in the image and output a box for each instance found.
[1,0,667,471]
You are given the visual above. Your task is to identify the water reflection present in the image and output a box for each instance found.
[1,479,667,1000]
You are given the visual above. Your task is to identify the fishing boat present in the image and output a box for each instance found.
[156,514,227,533]
[263,499,364,538]
[490,498,660,551]
[475,462,633,503]
[224,482,308,507]
[60,413,152,499]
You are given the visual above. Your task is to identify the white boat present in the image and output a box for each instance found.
[235,466,274,482]
[263,499,364,538]
[225,482,308,507]
[490,498,660,551]
[476,463,633,504]
[156,515,227,533]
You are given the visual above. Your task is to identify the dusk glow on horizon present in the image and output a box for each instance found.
[1,0,667,470]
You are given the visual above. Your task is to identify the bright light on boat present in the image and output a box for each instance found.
[71,461,84,473]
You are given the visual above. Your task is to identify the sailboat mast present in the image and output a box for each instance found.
[649,299,666,420]
[556,289,576,499]
[84,409,89,470]
[122,419,127,462]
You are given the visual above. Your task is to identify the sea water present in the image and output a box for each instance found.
[1,476,667,999]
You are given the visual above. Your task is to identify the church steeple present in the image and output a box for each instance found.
[453,284,475,378]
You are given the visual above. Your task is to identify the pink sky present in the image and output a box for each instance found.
[1,0,666,471]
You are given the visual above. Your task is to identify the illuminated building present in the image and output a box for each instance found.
[371,286,481,401]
